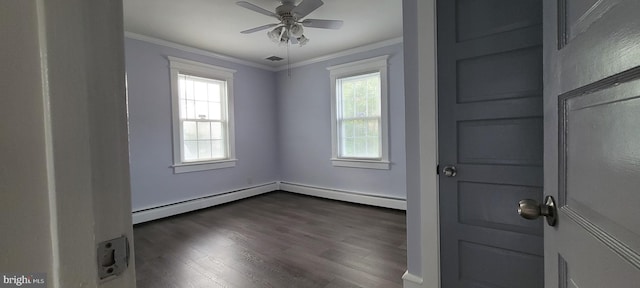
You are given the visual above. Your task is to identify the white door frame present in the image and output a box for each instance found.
[416,0,440,287]
[1,1,136,287]
[417,0,440,288]
[402,0,440,287]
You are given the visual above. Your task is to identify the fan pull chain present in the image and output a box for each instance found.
[287,42,291,78]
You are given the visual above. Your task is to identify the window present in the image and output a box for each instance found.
[328,55,390,169]
[168,57,236,173]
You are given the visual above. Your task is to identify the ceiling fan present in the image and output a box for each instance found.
[236,0,344,46]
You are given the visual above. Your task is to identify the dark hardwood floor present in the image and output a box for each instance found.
[133,191,407,288]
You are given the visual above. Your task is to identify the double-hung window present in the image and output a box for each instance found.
[328,55,390,170]
[169,57,236,173]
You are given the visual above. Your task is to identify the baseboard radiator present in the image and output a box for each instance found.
[132,182,278,224]
[279,181,406,210]
[132,181,406,224]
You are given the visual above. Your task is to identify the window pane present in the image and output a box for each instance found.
[367,137,380,157]
[338,73,380,119]
[197,122,211,140]
[211,122,223,140]
[212,140,225,158]
[178,76,186,100]
[183,140,198,161]
[342,120,354,137]
[179,99,187,119]
[185,78,194,100]
[367,80,380,116]
[341,82,355,118]
[368,76,380,96]
[183,121,197,140]
[342,137,354,157]
[335,71,382,160]
[367,119,380,137]
[186,100,195,119]
[175,69,231,163]
[209,102,222,120]
[339,119,380,158]
[354,119,366,137]
[208,83,221,102]
[367,96,380,116]
[194,81,208,101]
[354,138,367,155]
[195,100,209,119]
[198,140,212,159]
[355,82,367,117]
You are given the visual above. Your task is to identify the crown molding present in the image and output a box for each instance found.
[124,32,403,72]
[276,37,404,71]
[124,31,277,71]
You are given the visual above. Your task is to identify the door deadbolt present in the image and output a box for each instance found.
[518,195,557,226]
[442,166,457,177]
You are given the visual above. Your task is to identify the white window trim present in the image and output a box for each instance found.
[327,55,390,170]
[168,56,237,173]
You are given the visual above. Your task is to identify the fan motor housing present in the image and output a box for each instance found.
[276,3,297,22]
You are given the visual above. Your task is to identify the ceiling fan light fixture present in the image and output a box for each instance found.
[267,26,283,43]
[289,23,304,38]
[297,35,309,46]
[237,0,342,48]
[268,25,307,46]
[279,35,290,46]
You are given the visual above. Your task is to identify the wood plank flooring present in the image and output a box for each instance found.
[133,191,407,288]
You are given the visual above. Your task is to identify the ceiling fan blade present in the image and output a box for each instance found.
[301,19,343,29]
[291,0,324,19]
[240,23,279,34]
[236,1,279,19]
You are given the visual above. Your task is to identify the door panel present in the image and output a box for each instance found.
[562,0,620,46]
[544,0,640,287]
[457,47,542,103]
[458,181,542,235]
[556,0,640,88]
[558,218,640,288]
[456,0,541,42]
[565,85,640,237]
[457,118,542,166]
[438,0,544,287]
[555,78,640,287]
[459,241,543,288]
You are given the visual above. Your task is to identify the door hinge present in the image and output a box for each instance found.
[436,164,440,175]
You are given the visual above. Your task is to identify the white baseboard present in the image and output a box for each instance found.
[132,181,406,224]
[402,271,424,288]
[132,182,278,224]
[279,181,406,210]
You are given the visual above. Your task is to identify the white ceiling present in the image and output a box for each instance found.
[123,0,403,68]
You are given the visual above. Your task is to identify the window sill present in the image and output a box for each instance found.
[172,159,237,174]
[330,158,390,170]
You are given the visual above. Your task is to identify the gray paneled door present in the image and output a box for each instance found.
[437,1,544,287]
[543,0,640,287]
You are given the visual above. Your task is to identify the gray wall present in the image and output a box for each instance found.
[277,43,406,199]
[125,38,280,211]
[125,38,406,211]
